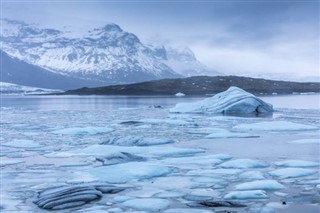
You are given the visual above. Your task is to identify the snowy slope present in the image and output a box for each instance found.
[0,19,181,84]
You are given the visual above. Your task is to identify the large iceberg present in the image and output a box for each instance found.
[170,86,273,114]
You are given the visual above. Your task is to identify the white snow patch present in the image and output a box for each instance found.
[88,162,173,183]
[224,190,269,199]
[235,180,285,191]
[234,121,318,131]
[274,160,319,167]
[219,159,268,169]
[121,198,170,211]
[170,86,273,114]
[269,168,317,179]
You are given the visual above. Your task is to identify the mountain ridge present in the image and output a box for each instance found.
[61,76,320,96]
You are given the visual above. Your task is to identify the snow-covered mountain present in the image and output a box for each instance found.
[0,82,62,95]
[1,19,182,87]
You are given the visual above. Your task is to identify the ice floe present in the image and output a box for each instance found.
[224,190,269,199]
[235,180,285,190]
[2,139,42,148]
[239,171,265,180]
[269,168,317,179]
[233,121,318,131]
[175,92,186,97]
[103,136,174,146]
[164,208,212,213]
[219,159,268,169]
[274,160,319,167]
[170,86,273,114]
[288,138,320,144]
[0,158,24,166]
[96,152,145,165]
[52,126,114,135]
[205,128,259,138]
[121,198,170,211]
[88,162,174,183]
[34,183,126,210]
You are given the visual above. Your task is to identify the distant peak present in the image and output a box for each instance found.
[93,23,123,33]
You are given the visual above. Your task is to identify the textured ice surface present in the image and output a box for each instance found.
[288,138,320,144]
[170,86,273,114]
[164,208,213,213]
[140,118,196,126]
[234,121,318,131]
[2,139,42,148]
[235,180,285,190]
[48,144,204,158]
[269,168,317,179]
[104,136,174,146]
[239,171,265,180]
[52,126,114,135]
[274,160,319,167]
[88,162,173,183]
[219,159,268,169]
[205,128,258,138]
[0,158,25,166]
[224,190,269,199]
[121,198,170,211]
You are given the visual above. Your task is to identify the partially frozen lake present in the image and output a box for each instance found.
[1,94,319,213]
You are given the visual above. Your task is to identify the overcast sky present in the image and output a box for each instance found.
[2,0,319,79]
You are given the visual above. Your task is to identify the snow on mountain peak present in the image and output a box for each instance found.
[1,18,180,84]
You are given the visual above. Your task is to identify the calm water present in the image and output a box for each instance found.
[1,94,319,110]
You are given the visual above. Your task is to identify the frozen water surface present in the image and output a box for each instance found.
[1,94,319,213]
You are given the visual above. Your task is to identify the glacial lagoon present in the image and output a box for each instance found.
[1,94,319,212]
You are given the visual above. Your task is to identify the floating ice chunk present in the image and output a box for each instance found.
[162,154,230,168]
[164,208,212,213]
[2,139,42,148]
[274,192,288,197]
[154,191,185,199]
[175,92,186,97]
[52,126,114,135]
[188,168,243,176]
[250,206,275,213]
[113,196,133,203]
[88,162,173,184]
[224,190,268,199]
[235,180,285,191]
[121,198,170,211]
[170,86,273,114]
[239,171,265,180]
[0,158,24,166]
[96,152,145,165]
[269,168,317,179]
[288,139,320,144]
[274,160,319,168]
[103,136,174,146]
[220,159,268,169]
[140,118,196,126]
[234,121,318,131]
[206,128,258,138]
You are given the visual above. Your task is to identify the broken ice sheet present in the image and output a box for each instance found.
[288,138,320,144]
[233,121,318,131]
[121,198,170,211]
[235,180,285,191]
[87,162,174,184]
[52,126,114,135]
[2,139,42,149]
[274,160,319,167]
[269,168,317,179]
[224,190,269,200]
[219,158,268,169]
